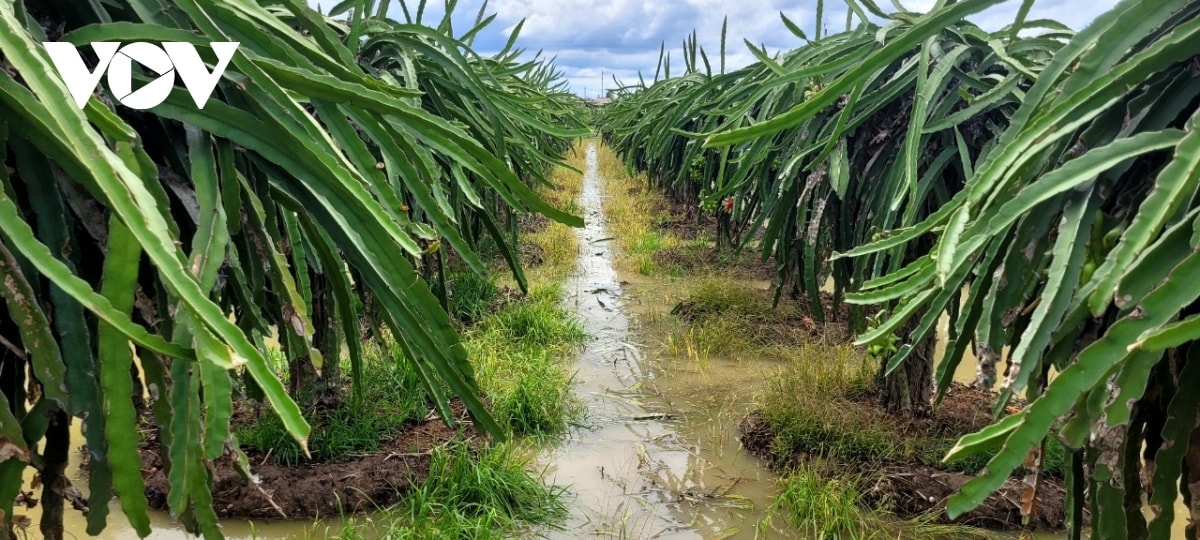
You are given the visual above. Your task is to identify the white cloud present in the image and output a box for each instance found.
[476,0,1118,96]
[313,1,1121,97]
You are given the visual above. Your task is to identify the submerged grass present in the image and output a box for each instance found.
[658,277,825,363]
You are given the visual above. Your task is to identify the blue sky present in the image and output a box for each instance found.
[310,1,1119,97]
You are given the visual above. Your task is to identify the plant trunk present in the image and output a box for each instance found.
[1123,400,1150,539]
[312,272,340,397]
[287,356,318,398]
[974,331,999,390]
[0,342,24,540]
[39,410,69,540]
[878,312,932,417]
[1187,423,1200,540]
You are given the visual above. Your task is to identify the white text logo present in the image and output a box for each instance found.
[42,42,240,110]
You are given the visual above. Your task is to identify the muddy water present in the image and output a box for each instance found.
[14,427,330,539]
[15,365,344,539]
[538,143,795,539]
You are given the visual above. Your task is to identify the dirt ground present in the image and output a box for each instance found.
[651,244,777,280]
[740,384,1070,530]
[653,199,713,240]
[139,401,478,519]
[671,290,858,345]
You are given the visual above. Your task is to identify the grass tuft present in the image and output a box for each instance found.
[446,271,501,325]
[466,282,585,437]
[235,346,429,465]
[758,345,893,464]
[661,277,823,361]
[767,465,869,537]
[330,443,567,540]
[479,285,582,348]
[765,465,997,540]
[686,278,772,317]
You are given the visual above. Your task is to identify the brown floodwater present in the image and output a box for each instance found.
[535,143,796,539]
[14,430,338,539]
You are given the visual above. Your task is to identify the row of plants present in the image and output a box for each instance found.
[0,0,587,538]
[599,0,1200,538]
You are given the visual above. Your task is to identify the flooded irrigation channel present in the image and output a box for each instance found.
[537,143,796,539]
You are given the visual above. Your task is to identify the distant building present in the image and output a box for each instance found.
[585,97,611,107]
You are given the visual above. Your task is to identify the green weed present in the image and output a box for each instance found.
[629,228,665,255]
[765,465,997,540]
[767,465,868,538]
[329,443,567,540]
[635,255,658,276]
[465,282,585,437]
[481,291,582,348]
[447,271,500,325]
[759,346,899,466]
[235,345,429,465]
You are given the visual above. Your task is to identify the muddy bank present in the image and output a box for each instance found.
[139,402,476,519]
[672,289,856,345]
[740,384,1070,530]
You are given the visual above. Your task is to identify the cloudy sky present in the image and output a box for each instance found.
[312,1,1119,97]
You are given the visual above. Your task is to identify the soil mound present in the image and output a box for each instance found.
[652,245,776,280]
[740,384,1071,530]
[862,463,1068,530]
[140,404,477,519]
